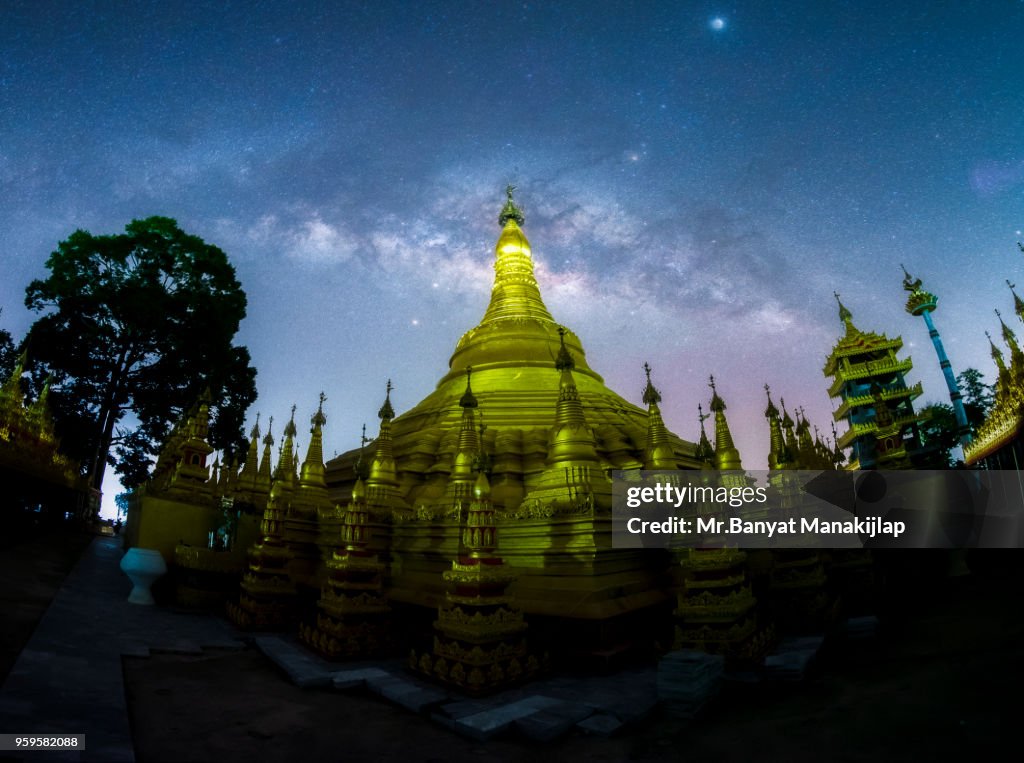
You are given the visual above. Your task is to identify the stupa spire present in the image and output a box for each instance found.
[709,375,742,470]
[834,291,860,336]
[238,413,261,489]
[987,330,1007,371]
[273,405,297,485]
[257,416,274,490]
[694,403,714,464]
[765,384,788,469]
[642,362,675,469]
[479,186,555,327]
[300,392,328,489]
[452,368,481,490]
[367,380,400,498]
[1009,280,1024,323]
[996,308,1021,356]
[547,328,598,465]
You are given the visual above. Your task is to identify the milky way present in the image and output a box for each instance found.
[1,2,1022,511]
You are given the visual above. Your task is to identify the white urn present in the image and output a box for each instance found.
[120,547,168,605]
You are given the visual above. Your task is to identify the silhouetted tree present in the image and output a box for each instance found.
[956,368,993,433]
[0,309,18,380]
[917,402,959,468]
[24,217,257,490]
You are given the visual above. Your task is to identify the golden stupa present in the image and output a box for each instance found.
[323,186,703,649]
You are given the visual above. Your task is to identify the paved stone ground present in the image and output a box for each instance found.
[254,634,660,742]
[0,538,245,762]
[0,537,666,759]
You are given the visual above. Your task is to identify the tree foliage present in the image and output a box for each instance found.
[0,312,16,381]
[956,368,993,432]
[917,401,959,467]
[915,368,994,467]
[24,216,257,490]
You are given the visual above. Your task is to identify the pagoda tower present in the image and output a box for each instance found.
[761,386,831,634]
[823,293,926,469]
[673,378,765,664]
[901,266,972,447]
[227,417,297,630]
[411,471,538,695]
[300,476,391,658]
[964,313,1024,467]
[324,187,699,647]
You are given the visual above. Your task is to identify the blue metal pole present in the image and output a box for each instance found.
[921,309,972,446]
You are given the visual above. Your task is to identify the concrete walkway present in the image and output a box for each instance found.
[0,538,245,762]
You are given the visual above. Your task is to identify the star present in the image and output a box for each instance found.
[710,16,726,31]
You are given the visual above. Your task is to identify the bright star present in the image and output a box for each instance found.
[710,17,726,31]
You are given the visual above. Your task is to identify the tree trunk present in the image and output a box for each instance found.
[90,347,129,492]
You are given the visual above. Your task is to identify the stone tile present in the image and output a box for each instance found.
[331,667,391,690]
[254,635,333,689]
[391,687,449,714]
[454,696,563,741]
[515,710,577,742]
[603,694,658,724]
[577,713,625,737]
[437,699,494,719]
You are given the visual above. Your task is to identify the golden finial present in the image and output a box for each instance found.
[694,402,714,462]
[901,264,923,292]
[555,327,575,371]
[263,416,274,446]
[764,383,779,419]
[311,392,327,430]
[834,291,853,324]
[283,404,297,439]
[378,380,395,420]
[780,397,794,428]
[641,362,661,406]
[354,423,369,480]
[250,412,261,440]
[498,183,525,226]
[708,374,725,412]
[460,366,479,409]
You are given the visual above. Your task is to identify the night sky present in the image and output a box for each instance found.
[2,2,1023,514]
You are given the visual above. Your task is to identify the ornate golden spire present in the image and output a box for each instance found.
[378,380,395,421]
[368,380,399,494]
[353,423,370,482]
[764,384,787,469]
[642,363,674,469]
[547,328,598,465]
[1009,280,1024,322]
[834,291,859,336]
[694,403,714,465]
[270,404,298,501]
[452,369,481,489]
[299,392,328,490]
[708,375,742,470]
[498,183,525,226]
[479,188,555,326]
[995,308,1024,367]
[237,413,261,489]
[257,416,274,490]
[987,330,1006,369]
[986,330,1011,388]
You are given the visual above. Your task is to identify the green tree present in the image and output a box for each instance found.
[24,217,257,490]
[0,309,18,380]
[956,367,993,432]
[917,401,959,467]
